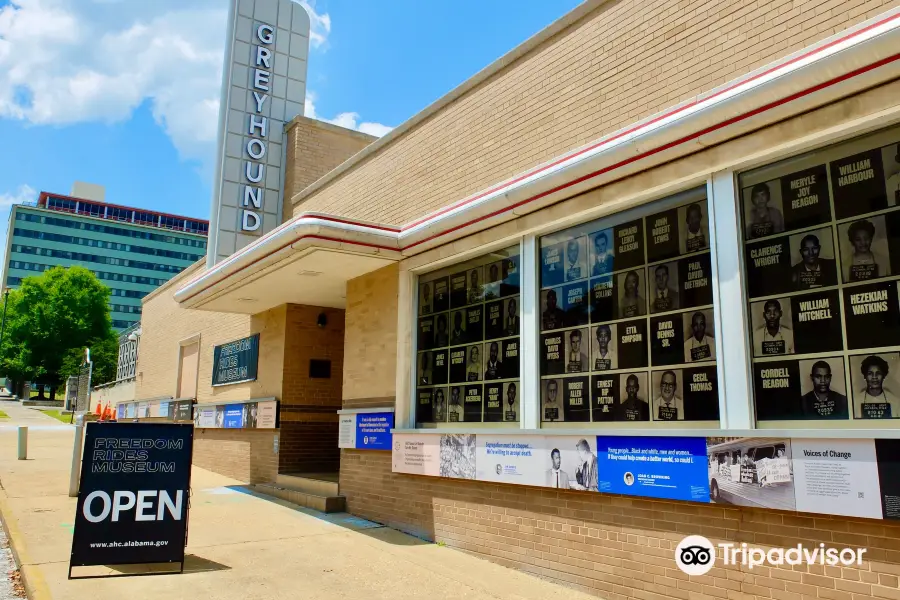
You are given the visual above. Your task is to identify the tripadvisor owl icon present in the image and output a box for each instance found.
[675,535,715,575]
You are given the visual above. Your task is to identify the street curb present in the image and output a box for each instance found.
[0,489,53,600]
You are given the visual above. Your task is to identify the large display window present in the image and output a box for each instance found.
[739,127,900,424]
[414,245,521,426]
[538,188,720,426]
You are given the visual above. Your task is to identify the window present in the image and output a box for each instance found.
[739,127,900,423]
[538,188,719,425]
[415,245,521,426]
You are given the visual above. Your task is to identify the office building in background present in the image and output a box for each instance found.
[0,183,207,330]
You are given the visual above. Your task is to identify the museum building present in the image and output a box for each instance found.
[127,0,900,597]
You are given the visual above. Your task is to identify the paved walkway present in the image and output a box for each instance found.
[0,403,595,600]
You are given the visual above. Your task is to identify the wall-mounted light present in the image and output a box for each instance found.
[317,313,327,328]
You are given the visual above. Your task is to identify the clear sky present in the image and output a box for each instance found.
[0,0,581,227]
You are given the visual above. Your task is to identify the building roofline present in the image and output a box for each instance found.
[289,0,605,205]
[38,192,210,226]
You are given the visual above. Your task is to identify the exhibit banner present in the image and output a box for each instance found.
[596,435,709,502]
[211,334,260,386]
[191,399,277,429]
[337,411,394,450]
[393,432,900,520]
[69,423,193,574]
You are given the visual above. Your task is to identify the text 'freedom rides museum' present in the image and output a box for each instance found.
[131,0,900,597]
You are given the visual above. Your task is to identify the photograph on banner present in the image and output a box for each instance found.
[649,262,680,314]
[750,298,796,357]
[484,261,502,300]
[596,436,710,502]
[655,366,719,421]
[677,201,710,255]
[651,369,685,421]
[392,434,440,476]
[193,406,214,428]
[682,309,716,363]
[541,378,565,422]
[791,438,883,519]
[428,386,448,423]
[419,281,434,315]
[616,269,647,319]
[590,228,615,276]
[439,434,476,480]
[542,435,599,492]
[447,386,466,422]
[743,178,786,239]
[797,357,850,420]
[616,372,651,422]
[788,228,838,291]
[540,287,566,331]
[432,276,449,313]
[562,236,588,283]
[483,381,519,423]
[591,324,618,371]
[842,281,900,350]
[838,216,893,283]
[849,352,900,419]
[564,328,590,373]
[875,439,900,520]
[706,437,795,510]
[242,403,257,428]
[475,435,545,485]
[829,144,894,219]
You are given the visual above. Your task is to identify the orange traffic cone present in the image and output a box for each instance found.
[95,401,102,416]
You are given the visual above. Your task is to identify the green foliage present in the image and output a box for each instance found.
[0,266,117,388]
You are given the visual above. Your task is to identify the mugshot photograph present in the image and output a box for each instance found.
[617,372,649,422]
[798,357,849,420]
[431,387,448,423]
[650,262,680,313]
[743,180,785,239]
[465,344,482,382]
[789,229,838,290]
[591,229,615,276]
[678,202,710,254]
[417,351,434,385]
[683,309,715,363]
[448,386,465,422]
[652,369,685,421]
[851,353,900,419]
[484,261,502,300]
[565,329,589,373]
[540,287,566,331]
[503,297,520,336]
[591,324,618,371]
[433,312,450,348]
[563,236,588,282]
[419,281,434,315]
[839,217,891,282]
[503,381,519,422]
[751,298,795,356]
[449,309,467,346]
[466,267,484,305]
[542,378,565,422]
[617,269,646,318]
[483,341,503,380]
[885,143,900,205]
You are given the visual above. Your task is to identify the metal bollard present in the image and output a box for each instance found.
[17,426,27,460]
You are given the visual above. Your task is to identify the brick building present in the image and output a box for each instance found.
[130,1,900,598]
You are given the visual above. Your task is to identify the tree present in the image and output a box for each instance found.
[1,266,116,396]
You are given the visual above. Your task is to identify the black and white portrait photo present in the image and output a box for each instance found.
[564,236,587,282]
[838,217,891,282]
[542,378,564,422]
[652,369,684,421]
[751,298,795,356]
[798,357,849,420]
[850,353,900,419]
[789,229,837,290]
[419,281,434,315]
[591,324,618,371]
[743,180,785,239]
[683,309,715,363]
[650,262,680,313]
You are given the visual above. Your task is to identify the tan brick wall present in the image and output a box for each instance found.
[342,264,399,407]
[193,428,278,484]
[284,117,376,221]
[293,0,900,226]
[136,265,286,404]
[340,450,900,600]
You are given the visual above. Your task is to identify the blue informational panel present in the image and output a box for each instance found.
[355,412,394,450]
[596,435,710,502]
[223,404,244,428]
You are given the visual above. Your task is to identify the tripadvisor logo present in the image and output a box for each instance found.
[675,535,715,575]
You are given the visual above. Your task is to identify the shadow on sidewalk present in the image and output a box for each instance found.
[224,485,430,547]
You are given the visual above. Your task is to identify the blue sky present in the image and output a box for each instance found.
[0,0,580,223]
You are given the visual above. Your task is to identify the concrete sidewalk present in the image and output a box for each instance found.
[0,403,596,600]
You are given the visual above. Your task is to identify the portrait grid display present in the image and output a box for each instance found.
[539,189,720,424]
[415,246,521,425]
[740,129,900,421]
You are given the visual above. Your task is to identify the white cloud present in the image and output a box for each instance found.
[304,92,393,138]
[0,184,36,207]
[0,0,385,175]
